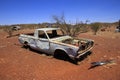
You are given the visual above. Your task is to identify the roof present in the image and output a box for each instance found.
[36,28,60,31]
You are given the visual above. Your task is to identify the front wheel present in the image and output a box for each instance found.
[69,58,78,65]
[54,50,70,61]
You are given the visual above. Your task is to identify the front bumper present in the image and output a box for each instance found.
[76,40,94,59]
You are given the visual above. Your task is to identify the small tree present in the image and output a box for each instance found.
[91,23,101,35]
[52,14,88,36]
[52,14,72,36]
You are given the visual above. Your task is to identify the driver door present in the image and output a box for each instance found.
[35,31,50,52]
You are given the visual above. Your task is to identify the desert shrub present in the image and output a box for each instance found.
[52,14,67,35]
[3,26,14,37]
[79,24,89,33]
[70,23,88,36]
[91,23,101,35]
[52,14,88,36]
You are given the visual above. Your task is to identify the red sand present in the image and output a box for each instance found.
[0,29,120,80]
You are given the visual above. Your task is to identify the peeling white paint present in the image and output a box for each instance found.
[18,28,94,60]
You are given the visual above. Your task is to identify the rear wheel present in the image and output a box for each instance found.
[23,41,29,49]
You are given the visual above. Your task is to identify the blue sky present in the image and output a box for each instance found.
[0,0,120,25]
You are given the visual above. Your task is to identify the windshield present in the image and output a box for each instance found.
[46,29,64,39]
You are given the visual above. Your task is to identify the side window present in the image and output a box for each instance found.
[46,30,64,39]
[46,30,58,38]
[38,31,47,39]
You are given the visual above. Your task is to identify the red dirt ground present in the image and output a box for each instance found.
[0,29,120,80]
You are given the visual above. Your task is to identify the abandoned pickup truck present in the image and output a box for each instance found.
[18,28,94,61]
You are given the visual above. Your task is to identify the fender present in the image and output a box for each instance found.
[54,47,76,60]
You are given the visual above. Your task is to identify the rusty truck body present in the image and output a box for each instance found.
[18,28,94,61]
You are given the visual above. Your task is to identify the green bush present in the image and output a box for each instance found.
[91,23,101,35]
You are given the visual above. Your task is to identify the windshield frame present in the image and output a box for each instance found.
[46,29,64,39]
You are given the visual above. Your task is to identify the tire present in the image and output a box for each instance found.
[23,41,29,49]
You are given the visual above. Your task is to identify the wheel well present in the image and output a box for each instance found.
[24,41,28,44]
[54,49,66,55]
[23,41,29,48]
[54,49,69,60]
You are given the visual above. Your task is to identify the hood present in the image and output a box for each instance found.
[50,36,72,42]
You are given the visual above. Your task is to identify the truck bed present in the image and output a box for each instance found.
[25,33,34,36]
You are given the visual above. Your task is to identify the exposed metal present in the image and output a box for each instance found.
[88,60,115,69]
[18,28,94,60]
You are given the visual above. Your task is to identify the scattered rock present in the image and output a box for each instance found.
[41,54,46,56]
[117,56,120,59]
[0,58,6,63]
[47,56,53,59]
[103,55,107,58]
